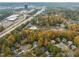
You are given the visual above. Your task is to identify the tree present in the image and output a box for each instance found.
[16,43,20,49]
[12,30,22,43]
[7,33,15,45]
[74,48,79,57]
[67,24,79,31]
[1,45,12,57]
[0,25,5,32]
[74,35,79,46]
[22,51,34,57]
[64,30,76,41]
[46,43,62,57]
[44,39,49,46]
[33,47,42,56]
[50,46,61,56]
[38,37,43,46]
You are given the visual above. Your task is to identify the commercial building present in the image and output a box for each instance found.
[5,14,19,21]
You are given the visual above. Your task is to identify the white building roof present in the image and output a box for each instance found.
[6,14,19,21]
[29,26,37,30]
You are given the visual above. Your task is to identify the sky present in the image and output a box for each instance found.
[0,0,79,2]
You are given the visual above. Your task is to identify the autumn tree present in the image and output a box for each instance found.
[74,48,79,57]
[67,24,79,31]
[7,33,15,45]
[74,35,79,46]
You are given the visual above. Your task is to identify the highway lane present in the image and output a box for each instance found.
[0,7,45,38]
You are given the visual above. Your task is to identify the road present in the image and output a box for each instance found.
[17,46,37,55]
[0,7,46,38]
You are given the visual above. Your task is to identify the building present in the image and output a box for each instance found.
[29,26,37,30]
[0,14,19,28]
[5,14,19,21]
[24,5,28,9]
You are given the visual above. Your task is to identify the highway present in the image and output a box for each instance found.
[0,7,45,38]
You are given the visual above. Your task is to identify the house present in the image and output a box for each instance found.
[62,38,67,43]
[45,51,51,57]
[51,40,55,44]
[40,46,46,52]
[20,45,28,51]
[55,38,61,43]
[60,24,65,28]
[33,41,38,47]
[55,42,69,51]
[70,45,77,50]
[67,41,73,46]
[26,23,32,27]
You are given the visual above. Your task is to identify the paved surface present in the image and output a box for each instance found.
[17,46,37,55]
